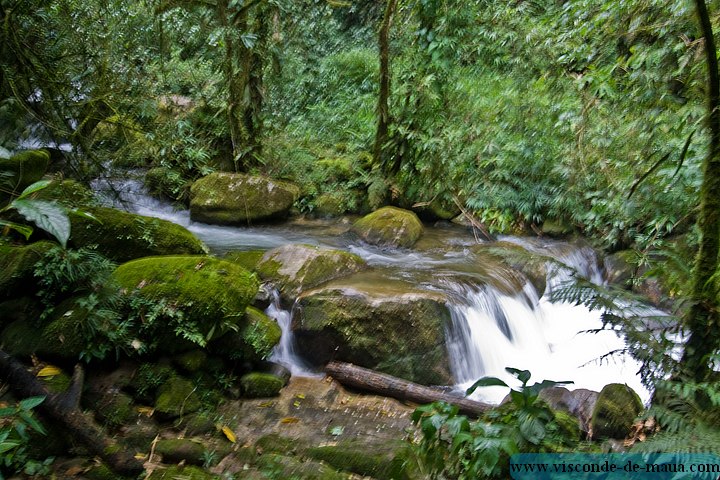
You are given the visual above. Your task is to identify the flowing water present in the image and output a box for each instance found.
[94,174,653,404]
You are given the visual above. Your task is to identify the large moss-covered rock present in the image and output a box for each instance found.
[240,372,285,398]
[32,179,98,208]
[305,439,411,479]
[113,256,259,350]
[352,206,424,248]
[256,244,366,300]
[69,206,207,263]
[153,465,218,480]
[0,241,55,301]
[591,383,643,440]
[295,281,452,385]
[155,438,207,466]
[0,150,49,198]
[155,376,202,419]
[213,306,281,362]
[190,173,299,225]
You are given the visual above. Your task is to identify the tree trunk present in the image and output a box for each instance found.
[372,0,398,169]
[326,361,491,417]
[683,0,720,380]
[0,350,144,475]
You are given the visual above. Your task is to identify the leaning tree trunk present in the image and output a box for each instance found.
[682,0,720,381]
[372,0,398,169]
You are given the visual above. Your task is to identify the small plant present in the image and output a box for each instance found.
[0,396,52,479]
[411,368,576,479]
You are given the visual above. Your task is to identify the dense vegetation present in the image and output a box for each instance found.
[3,0,720,478]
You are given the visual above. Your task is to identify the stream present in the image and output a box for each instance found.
[94,175,654,404]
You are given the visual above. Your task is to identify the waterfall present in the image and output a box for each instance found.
[446,242,649,404]
[266,290,317,376]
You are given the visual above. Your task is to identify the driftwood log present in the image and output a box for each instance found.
[0,349,144,476]
[325,361,491,417]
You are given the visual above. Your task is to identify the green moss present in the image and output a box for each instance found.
[155,376,202,419]
[38,298,90,359]
[542,218,575,237]
[0,297,42,331]
[94,391,136,428]
[0,241,55,301]
[256,244,366,298]
[255,434,304,455]
[317,157,354,182]
[153,465,219,480]
[155,438,207,466]
[241,307,282,360]
[69,206,207,263]
[0,150,49,198]
[130,362,176,402]
[256,454,347,480]
[175,350,208,373]
[352,207,424,248]
[224,249,265,271]
[180,411,217,436]
[305,440,409,479]
[315,192,350,217]
[189,172,300,225]
[591,383,643,440]
[32,179,98,208]
[0,320,44,356]
[113,256,259,345]
[41,371,71,393]
[146,167,191,204]
[84,462,127,480]
[240,372,285,398]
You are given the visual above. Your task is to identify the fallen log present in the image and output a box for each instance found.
[325,361,491,417]
[0,349,144,476]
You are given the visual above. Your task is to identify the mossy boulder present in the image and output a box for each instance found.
[213,307,281,362]
[37,297,99,359]
[0,241,55,301]
[240,372,285,398]
[256,244,366,300]
[224,249,265,271]
[153,465,219,480]
[295,283,452,385]
[31,179,98,208]
[156,438,207,466]
[155,376,202,419]
[255,453,347,480]
[69,206,207,263]
[352,206,424,248]
[0,150,49,198]
[542,218,575,237]
[314,192,351,217]
[591,383,643,440]
[113,256,259,351]
[305,439,411,479]
[174,350,208,373]
[1,320,44,357]
[190,172,300,225]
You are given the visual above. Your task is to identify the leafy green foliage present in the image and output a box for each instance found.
[0,396,52,479]
[412,369,578,479]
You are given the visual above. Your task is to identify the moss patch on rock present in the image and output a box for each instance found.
[0,241,55,301]
[295,284,452,385]
[1,320,44,357]
[240,372,285,398]
[156,438,207,466]
[153,465,219,480]
[69,206,207,263]
[352,206,424,248]
[256,244,366,300]
[591,383,643,440]
[174,350,208,373]
[223,249,265,271]
[113,256,259,350]
[190,172,300,225]
[305,440,410,479]
[255,453,346,480]
[0,150,49,198]
[155,376,202,419]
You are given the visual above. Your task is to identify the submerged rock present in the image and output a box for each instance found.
[294,281,452,385]
[190,172,299,225]
[352,206,424,248]
[256,243,366,300]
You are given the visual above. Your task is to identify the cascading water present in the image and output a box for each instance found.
[91,175,653,403]
[445,242,649,404]
[265,290,317,376]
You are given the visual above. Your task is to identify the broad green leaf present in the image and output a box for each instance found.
[466,376,508,395]
[0,442,20,454]
[70,208,100,223]
[505,367,531,385]
[18,396,45,411]
[0,220,33,240]
[11,199,70,248]
[17,180,51,200]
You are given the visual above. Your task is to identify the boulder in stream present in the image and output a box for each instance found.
[352,206,424,248]
[189,172,299,225]
[256,243,366,300]
[294,280,452,385]
[590,383,643,440]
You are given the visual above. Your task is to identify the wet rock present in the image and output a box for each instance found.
[352,206,424,248]
[295,281,452,385]
[240,372,285,398]
[591,383,643,440]
[256,243,366,300]
[190,172,299,225]
[604,250,637,288]
[0,241,55,301]
[539,387,599,434]
[152,465,218,480]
